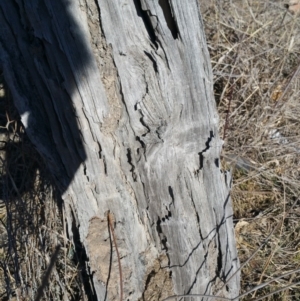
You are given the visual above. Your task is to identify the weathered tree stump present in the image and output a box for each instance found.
[0,0,240,300]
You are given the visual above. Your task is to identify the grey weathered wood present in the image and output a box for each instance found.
[0,0,240,300]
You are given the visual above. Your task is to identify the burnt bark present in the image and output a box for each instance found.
[0,0,240,300]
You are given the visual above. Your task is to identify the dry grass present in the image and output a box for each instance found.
[0,73,85,300]
[200,0,300,300]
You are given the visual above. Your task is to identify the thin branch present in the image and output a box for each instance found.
[235,268,300,300]
[34,245,61,301]
[108,211,123,301]
[162,294,231,301]
[218,198,299,293]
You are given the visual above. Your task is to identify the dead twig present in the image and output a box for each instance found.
[108,211,123,301]
[34,245,61,301]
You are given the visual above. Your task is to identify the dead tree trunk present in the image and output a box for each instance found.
[0,0,240,300]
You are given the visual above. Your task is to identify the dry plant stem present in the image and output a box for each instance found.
[62,208,67,288]
[162,294,232,301]
[253,188,287,298]
[253,245,276,298]
[222,29,245,141]
[220,15,274,141]
[108,211,123,301]
[236,268,300,300]
[251,280,300,301]
[7,169,21,198]
[218,198,299,293]
[274,61,300,108]
[34,245,61,301]
[221,50,240,141]
[162,268,300,301]
[222,80,235,140]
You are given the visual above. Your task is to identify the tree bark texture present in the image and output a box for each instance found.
[0,0,240,300]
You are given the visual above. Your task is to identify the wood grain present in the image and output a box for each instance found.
[0,0,240,300]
